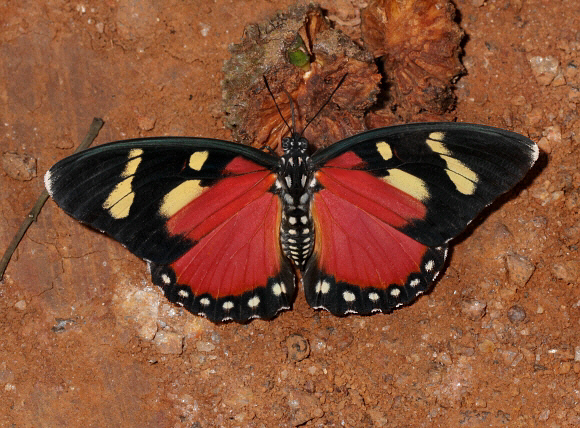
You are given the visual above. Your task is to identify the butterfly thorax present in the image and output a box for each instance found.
[277,134,315,268]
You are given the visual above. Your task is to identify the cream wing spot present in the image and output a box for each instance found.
[382,169,429,202]
[222,301,234,311]
[103,177,135,219]
[161,273,172,285]
[102,149,144,219]
[428,131,445,141]
[390,288,401,297]
[368,292,380,301]
[376,141,392,161]
[177,289,190,298]
[189,151,209,171]
[426,137,478,195]
[288,216,297,225]
[199,298,211,306]
[410,278,421,287]
[160,179,203,217]
[123,149,144,177]
[425,260,435,272]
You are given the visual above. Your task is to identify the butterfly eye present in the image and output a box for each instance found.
[281,137,291,150]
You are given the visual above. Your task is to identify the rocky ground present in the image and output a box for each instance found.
[1,0,579,426]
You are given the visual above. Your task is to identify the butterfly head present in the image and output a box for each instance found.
[281,133,309,156]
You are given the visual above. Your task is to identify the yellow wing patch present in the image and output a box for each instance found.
[102,149,144,219]
[426,133,478,195]
[189,151,209,171]
[160,180,204,217]
[376,141,392,161]
[382,169,429,202]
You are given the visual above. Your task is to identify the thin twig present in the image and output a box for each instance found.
[0,117,105,281]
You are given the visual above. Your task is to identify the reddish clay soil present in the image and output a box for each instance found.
[1,0,579,426]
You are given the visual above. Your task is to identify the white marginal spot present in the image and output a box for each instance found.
[222,301,234,311]
[285,176,292,187]
[288,245,298,250]
[178,289,190,298]
[189,150,209,171]
[288,238,296,244]
[271,283,281,295]
[300,216,308,224]
[343,291,356,302]
[288,229,297,235]
[425,260,435,272]
[44,170,53,196]
[288,158,294,166]
[275,179,283,189]
[390,288,401,297]
[303,237,311,243]
[315,280,331,294]
[302,228,310,234]
[410,278,421,287]
[199,297,211,306]
[284,194,294,204]
[368,292,380,301]
[301,175,307,187]
[309,177,318,188]
[299,193,309,204]
[247,296,260,308]
[161,273,171,285]
[288,216,297,225]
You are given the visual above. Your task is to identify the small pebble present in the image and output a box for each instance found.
[14,300,26,310]
[137,115,156,131]
[529,56,560,86]
[460,298,487,321]
[196,341,216,352]
[153,331,183,355]
[507,305,526,323]
[2,152,37,181]
[505,253,535,285]
[286,334,310,362]
[551,261,580,283]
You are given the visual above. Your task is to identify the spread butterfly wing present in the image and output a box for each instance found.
[305,123,538,315]
[45,138,295,322]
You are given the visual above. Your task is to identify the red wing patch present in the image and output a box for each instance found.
[303,167,447,315]
[151,161,295,322]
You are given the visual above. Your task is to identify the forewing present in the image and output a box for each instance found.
[46,138,295,322]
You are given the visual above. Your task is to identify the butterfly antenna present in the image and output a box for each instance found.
[300,73,348,138]
[283,88,297,135]
[263,76,292,135]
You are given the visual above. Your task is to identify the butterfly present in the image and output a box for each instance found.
[45,122,538,322]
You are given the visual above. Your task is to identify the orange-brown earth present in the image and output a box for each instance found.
[1,0,579,426]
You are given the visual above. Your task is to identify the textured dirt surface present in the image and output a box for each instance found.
[1,0,580,427]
